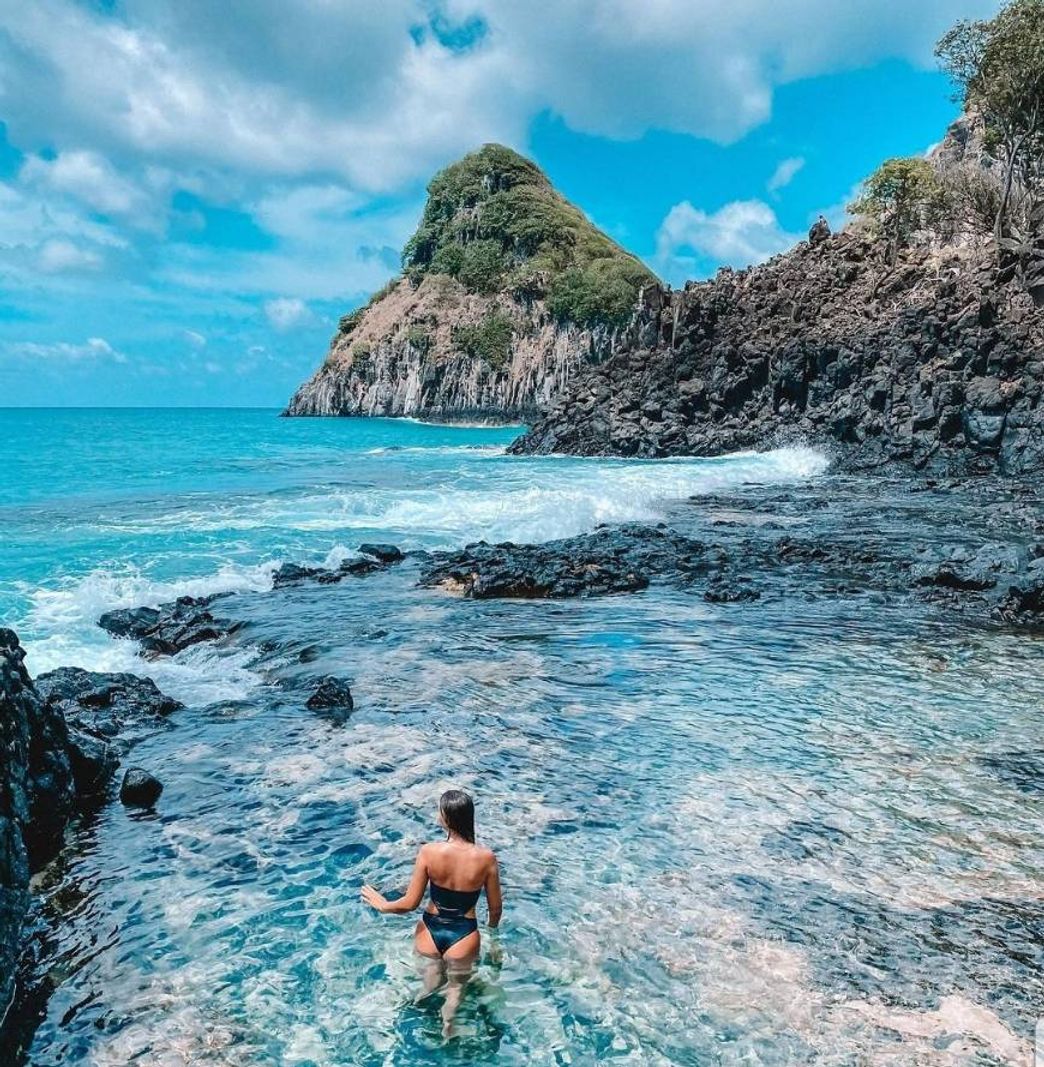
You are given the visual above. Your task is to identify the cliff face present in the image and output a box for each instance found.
[285,274,611,421]
[285,143,656,420]
[511,228,1044,475]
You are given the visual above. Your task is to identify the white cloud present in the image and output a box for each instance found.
[37,238,103,273]
[21,150,156,224]
[264,297,312,330]
[183,329,207,347]
[0,0,997,192]
[656,199,799,283]
[767,156,805,193]
[5,336,126,362]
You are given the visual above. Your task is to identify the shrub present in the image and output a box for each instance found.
[398,143,657,318]
[547,257,653,328]
[457,240,508,294]
[453,310,514,370]
[351,341,372,362]
[848,158,947,252]
[405,325,430,350]
[338,308,364,336]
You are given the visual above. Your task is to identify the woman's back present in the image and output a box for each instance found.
[424,840,494,894]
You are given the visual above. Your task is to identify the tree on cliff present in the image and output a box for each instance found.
[849,157,945,258]
[935,0,1044,249]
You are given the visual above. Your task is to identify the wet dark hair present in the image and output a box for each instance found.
[440,789,475,843]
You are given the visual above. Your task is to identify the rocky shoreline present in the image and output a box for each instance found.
[510,229,1044,474]
[5,474,1044,1055]
[0,632,181,1044]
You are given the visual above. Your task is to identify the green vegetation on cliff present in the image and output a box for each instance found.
[402,143,656,327]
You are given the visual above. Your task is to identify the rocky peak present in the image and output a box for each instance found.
[284,144,657,421]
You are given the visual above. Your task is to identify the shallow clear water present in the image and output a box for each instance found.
[3,409,1043,1065]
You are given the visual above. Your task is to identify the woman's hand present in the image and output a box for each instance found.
[361,884,388,913]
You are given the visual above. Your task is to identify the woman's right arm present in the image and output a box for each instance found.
[361,846,429,915]
[485,855,502,928]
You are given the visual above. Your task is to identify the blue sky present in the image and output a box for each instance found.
[0,0,999,407]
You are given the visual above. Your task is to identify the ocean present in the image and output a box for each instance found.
[3,408,1042,1065]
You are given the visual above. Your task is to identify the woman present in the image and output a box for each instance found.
[361,789,502,1036]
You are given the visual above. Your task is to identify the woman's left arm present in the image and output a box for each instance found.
[362,847,429,915]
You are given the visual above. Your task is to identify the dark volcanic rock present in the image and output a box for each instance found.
[65,728,120,797]
[704,579,761,603]
[305,677,355,724]
[120,767,163,807]
[98,594,240,656]
[1,630,35,1019]
[272,551,399,589]
[35,667,183,748]
[0,632,113,1025]
[1,631,182,1048]
[510,233,1044,476]
[420,524,707,599]
[910,544,1023,592]
[358,543,404,564]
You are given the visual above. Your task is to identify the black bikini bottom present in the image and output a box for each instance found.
[422,910,478,955]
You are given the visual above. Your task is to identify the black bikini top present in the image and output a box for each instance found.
[429,881,481,916]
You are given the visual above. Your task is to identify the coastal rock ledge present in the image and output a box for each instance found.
[0,630,180,1034]
[510,230,1044,475]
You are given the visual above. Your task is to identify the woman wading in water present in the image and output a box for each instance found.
[362,789,502,1037]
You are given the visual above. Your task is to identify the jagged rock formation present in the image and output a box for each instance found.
[511,228,1044,474]
[285,144,656,421]
[0,631,180,1033]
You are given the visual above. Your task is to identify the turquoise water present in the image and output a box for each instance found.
[3,409,1043,1065]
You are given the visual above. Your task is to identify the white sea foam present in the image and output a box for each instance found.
[71,446,828,546]
[19,561,276,705]
[15,446,825,705]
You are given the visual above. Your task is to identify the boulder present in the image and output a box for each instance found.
[306,677,355,724]
[65,728,119,797]
[358,543,404,564]
[98,594,240,656]
[120,768,163,808]
[35,667,182,747]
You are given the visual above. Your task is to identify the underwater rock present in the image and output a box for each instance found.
[704,578,761,603]
[979,749,1044,793]
[306,677,355,724]
[120,767,163,808]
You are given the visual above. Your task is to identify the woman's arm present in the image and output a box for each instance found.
[362,847,429,915]
[485,855,502,928]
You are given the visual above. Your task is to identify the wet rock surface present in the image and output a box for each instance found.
[272,544,405,588]
[511,233,1044,476]
[35,668,183,748]
[417,478,1044,627]
[305,677,355,724]
[119,768,163,808]
[420,524,709,598]
[98,594,241,656]
[0,629,183,1040]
